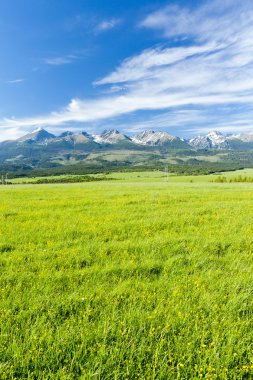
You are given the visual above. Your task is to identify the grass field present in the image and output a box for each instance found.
[1,171,253,379]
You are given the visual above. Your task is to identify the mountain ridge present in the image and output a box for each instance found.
[4,128,253,149]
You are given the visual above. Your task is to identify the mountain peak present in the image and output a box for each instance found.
[207,130,228,148]
[189,135,212,149]
[93,129,130,144]
[131,130,176,146]
[59,131,74,138]
[189,130,229,149]
[101,129,120,135]
[32,127,44,133]
[17,128,55,143]
[207,130,224,138]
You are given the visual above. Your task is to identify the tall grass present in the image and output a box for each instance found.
[1,178,253,378]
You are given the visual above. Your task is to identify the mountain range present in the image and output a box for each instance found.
[6,128,186,147]
[2,128,253,173]
[3,127,253,149]
[189,130,253,149]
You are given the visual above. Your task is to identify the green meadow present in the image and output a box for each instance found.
[1,171,253,379]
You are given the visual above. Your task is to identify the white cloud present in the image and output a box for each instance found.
[96,18,121,33]
[44,55,77,66]
[0,126,26,141]
[6,78,25,84]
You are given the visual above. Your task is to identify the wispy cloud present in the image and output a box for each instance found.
[64,14,121,34]
[94,42,222,85]
[43,54,78,66]
[6,78,25,84]
[117,106,253,136]
[139,0,252,44]
[95,18,121,33]
[0,126,27,141]
[2,0,253,139]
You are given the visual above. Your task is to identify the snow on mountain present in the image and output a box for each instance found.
[131,130,176,146]
[17,128,55,142]
[93,130,130,144]
[207,131,229,148]
[189,131,229,149]
[189,135,212,149]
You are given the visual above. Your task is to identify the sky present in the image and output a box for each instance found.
[1,0,253,140]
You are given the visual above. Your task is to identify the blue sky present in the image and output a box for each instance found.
[1,0,253,140]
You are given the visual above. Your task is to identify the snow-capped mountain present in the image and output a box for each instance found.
[17,128,55,142]
[93,130,130,144]
[207,131,229,148]
[189,135,212,149]
[131,130,176,146]
[189,131,229,149]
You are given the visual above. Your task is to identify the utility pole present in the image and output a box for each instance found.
[164,165,169,182]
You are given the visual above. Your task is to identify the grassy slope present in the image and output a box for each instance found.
[1,173,253,378]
